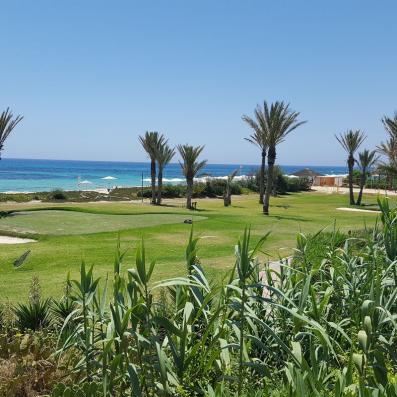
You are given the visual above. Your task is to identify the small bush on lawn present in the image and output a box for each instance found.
[51,189,68,200]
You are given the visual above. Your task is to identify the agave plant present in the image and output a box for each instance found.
[14,299,52,331]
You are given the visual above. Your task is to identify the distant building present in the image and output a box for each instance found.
[313,175,345,187]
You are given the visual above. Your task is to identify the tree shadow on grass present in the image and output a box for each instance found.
[272,214,309,222]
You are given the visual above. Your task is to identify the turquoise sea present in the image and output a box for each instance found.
[0,158,347,193]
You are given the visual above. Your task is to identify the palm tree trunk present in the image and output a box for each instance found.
[150,159,156,205]
[348,155,355,205]
[223,184,231,207]
[356,168,366,206]
[263,147,275,215]
[259,149,266,204]
[157,166,163,205]
[186,178,193,209]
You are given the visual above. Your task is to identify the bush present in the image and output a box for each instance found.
[14,299,52,331]
[137,184,186,199]
[138,182,241,199]
[51,189,68,200]
[46,210,397,396]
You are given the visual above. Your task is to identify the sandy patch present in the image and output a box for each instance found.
[0,236,37,244]
[336,207,380,213]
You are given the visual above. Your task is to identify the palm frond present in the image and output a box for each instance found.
[139,131,166,160]
[157,143,175,169]
[357,149,379,171]
[335,129,366,155]
[0,108,23,158]
[177,144,207,179]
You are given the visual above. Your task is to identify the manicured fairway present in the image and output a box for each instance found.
[0,210,206,235]
[0,192,380,301]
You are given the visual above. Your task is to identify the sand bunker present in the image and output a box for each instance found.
[336,207,380,214]
[0,236,37,244]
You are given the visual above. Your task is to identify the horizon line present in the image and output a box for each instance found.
[1,157,347,169]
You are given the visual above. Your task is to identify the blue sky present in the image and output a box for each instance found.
[1,0,396,165]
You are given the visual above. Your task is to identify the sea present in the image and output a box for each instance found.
[0,158,348,193]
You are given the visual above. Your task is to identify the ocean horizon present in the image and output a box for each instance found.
[0,158,348,193]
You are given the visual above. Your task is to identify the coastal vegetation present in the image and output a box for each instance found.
[1,103,397,395]
[0,193,379,300]
[0,197,395,396]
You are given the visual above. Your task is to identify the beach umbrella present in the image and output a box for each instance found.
[101,176,117,180]
[290,168,322,178]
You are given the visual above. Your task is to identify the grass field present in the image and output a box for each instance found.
[0,192,380,301]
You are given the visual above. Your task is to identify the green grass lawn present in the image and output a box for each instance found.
[0,210,206,235]
[0,192,380,301]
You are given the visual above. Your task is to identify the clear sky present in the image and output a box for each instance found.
[1,0,396,165]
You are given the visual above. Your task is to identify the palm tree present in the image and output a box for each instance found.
[242,112,267,204]
[177,144,207,209]
[382,112,397,138]
[156,142,175,205]
[377,113,397,177]
[356,149,379,206]
[335,130,366,205]
[139,131,165,205]
[223,168,239,207]
[261,101,306,215]
[0,108,23,160]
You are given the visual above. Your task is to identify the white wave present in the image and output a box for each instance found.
[143,175,252,183]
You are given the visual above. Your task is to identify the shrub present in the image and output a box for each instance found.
[138,184,186,199]
[51,189,68,200]
[51,212,397,396]
[14,299,52,331]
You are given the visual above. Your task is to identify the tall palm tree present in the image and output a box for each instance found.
[382,112,397,138]
[139,131,165,205]
[0,108,23,160]
[261,101,306,215]
[223,168,239,207]
[242,112,267,204]
[177,144,207,209]
[335,130,366,205]
[356,149,379,206]
[156,143,175,205]
[377,113,397,177]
